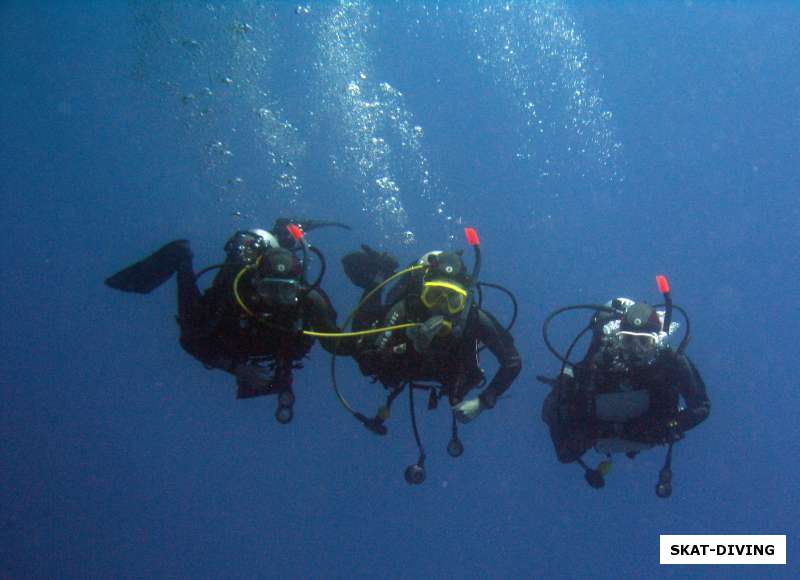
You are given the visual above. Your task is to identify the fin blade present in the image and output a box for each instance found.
[105,240,191,294]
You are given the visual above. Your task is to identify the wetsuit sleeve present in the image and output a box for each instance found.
[302,288,354,356]
[475,309,522,409]
[351,285,385,332]
[673,353,711,432]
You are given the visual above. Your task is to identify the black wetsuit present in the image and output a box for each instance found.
[341,285,521,408]
[542,348,711,463]
[176,253,341,389]
[106,223,345,401]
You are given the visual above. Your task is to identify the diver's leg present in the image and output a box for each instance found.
[175,247,201,323]
[234,359,294,400]
[235,363,272,399]
[554,430,591,464]
[173,244,225,369]
[543,388,590,464]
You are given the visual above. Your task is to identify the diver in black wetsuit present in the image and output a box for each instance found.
[335,230,522,484]
[105,219,347,424]
[539,286,710,497]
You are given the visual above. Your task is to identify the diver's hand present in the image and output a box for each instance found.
[454,398,483,424]
[677,403,710,432]
[407,315,446,352]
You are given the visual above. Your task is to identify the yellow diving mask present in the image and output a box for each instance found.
[420,279,468,314]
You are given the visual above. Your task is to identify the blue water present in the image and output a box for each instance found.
[2,2,797,577]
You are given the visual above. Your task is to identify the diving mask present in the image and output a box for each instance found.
[617,331,658,352]
[255,277,300,307]
[615,330,659,365]
[420,279,468,315]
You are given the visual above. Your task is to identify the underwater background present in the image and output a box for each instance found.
[1,1,797,577]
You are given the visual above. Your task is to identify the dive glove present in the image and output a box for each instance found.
[454,397,483,424]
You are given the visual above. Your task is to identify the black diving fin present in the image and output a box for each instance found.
[105,240,192,294]
[342,245,399,289]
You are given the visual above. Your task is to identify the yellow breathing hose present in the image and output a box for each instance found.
[233,259,262,317]
[233,261,427,339]
[304,265,426,338]
[340,264,425,331]
[303,323,420,338]
[327,263,426,413]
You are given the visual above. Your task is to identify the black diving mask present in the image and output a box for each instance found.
[256,277,300,307]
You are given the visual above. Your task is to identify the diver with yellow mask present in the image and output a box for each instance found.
[336,228,522,484]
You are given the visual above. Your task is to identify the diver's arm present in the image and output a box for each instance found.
[475,309,522,408]
[351,286,386,332]
[673,353,711,432]
[303,288,358,356]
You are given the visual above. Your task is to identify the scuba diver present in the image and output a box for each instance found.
[334,228,522,485]
[538,276,710,497]
[105,218,349,424]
